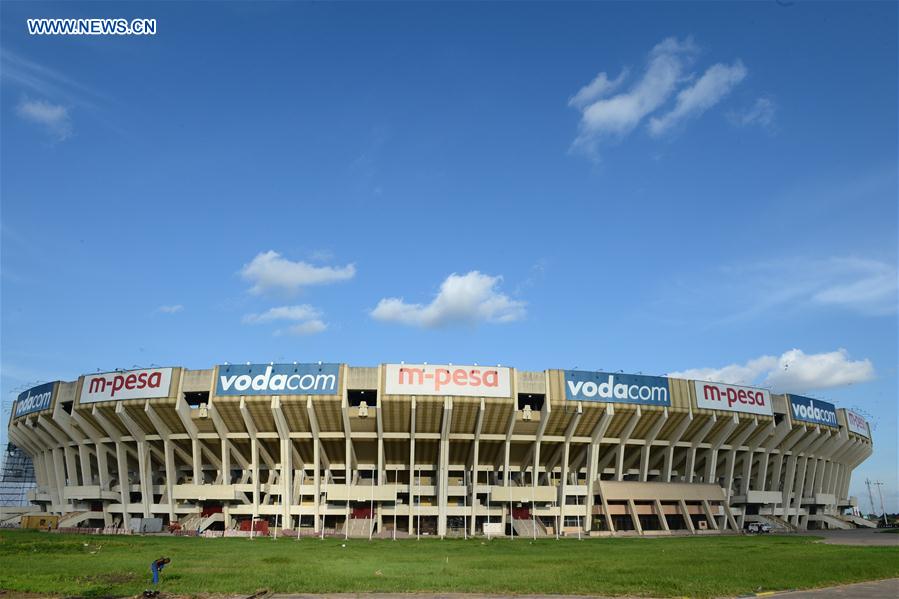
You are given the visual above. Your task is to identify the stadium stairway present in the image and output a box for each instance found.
[57,511,92,528]
[179,514,202,532]
[813,515,852,530]
[841,514,878,528]
[512,517,547,538]
[0,513,25,527]
[199,512,224,532]
[749,514,797,532]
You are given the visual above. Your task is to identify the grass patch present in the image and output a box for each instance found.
[0,529,897,598]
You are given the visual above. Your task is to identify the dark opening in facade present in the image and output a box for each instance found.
[184,391,209,407]
[348,389,377,407]
[517,393,544,411]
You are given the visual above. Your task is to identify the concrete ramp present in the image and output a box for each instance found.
[842,514,878,528]
[58,511,94,528]
[813,515,852,530]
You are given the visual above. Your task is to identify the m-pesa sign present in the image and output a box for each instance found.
[80,368,173,403]
[694,380,772,416]
[845,410,869,438]
[384,364,511,397]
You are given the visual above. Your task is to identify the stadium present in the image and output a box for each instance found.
[5,362,875,537]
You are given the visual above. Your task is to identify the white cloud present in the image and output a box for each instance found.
[763,348,875,393]
[668,355,778,386]
[649,60,747,135]
[571,37,697,154]
[729,96,776,129]
[240,250,355,295]
[243,304,322,324]
[370,271,526,328]
[2,50,105,106]
[277,320,328,336]
[156,304,184,314]
[16,98,72,140]
[568,69,629,110]
[669,348,875,394]
[810,258,897,315]
[663,256,897,326]
[243,304,327,336]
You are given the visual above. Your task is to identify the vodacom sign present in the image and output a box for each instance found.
[384,363,511,397]
[80,367,174,403]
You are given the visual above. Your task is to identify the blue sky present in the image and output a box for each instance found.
[2,2,896,509]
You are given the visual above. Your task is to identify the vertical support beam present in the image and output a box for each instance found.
[272,396,293,528]
[585,405,614,533]
[654,499,669,532]
[558,403,583,530]
[470,398,485,536]
[679,499,695,534]
[114,404,152,517]
[91,407,131,528]
[701,499,719,531]
[687,414,717,483]
[175,396,201,484]
[615,407,641,481]
[639,409,667,482]
[664,411,693,482]
[437,397,452,538]
[408,397,417,534]
[145,402,183,522]
[705,414,738,483]
[627,499,643,535]
[243,398,277,521]
[115,442,130,527]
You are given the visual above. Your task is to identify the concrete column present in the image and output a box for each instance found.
[408,398,417,534]
[664,412,693,482]
[78,445,93,486]
[584,405,613,533]
[470,399,485,536]
[639,410,667,481]
[114,442,130,528]
[615,408,641,481]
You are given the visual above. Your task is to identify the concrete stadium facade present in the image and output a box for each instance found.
[6,363,874,536]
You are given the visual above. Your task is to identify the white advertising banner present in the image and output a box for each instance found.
[80,368,174,403]
[845,410,869,438]
[384,364,511,397]
[693,380,773,416]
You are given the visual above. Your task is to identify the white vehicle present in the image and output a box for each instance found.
[747,522,772,534]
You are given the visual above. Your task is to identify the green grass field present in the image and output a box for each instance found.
[1,529,897,598]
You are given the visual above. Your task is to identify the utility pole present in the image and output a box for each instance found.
[865,478,877,519]
[873,481,888,527]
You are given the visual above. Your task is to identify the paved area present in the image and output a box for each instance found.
[762,577,899,598]
[264,581,899,599]
[268,595,643,599]
[801,528,899,546]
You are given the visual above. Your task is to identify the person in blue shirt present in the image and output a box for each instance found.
[150,557,171,586]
